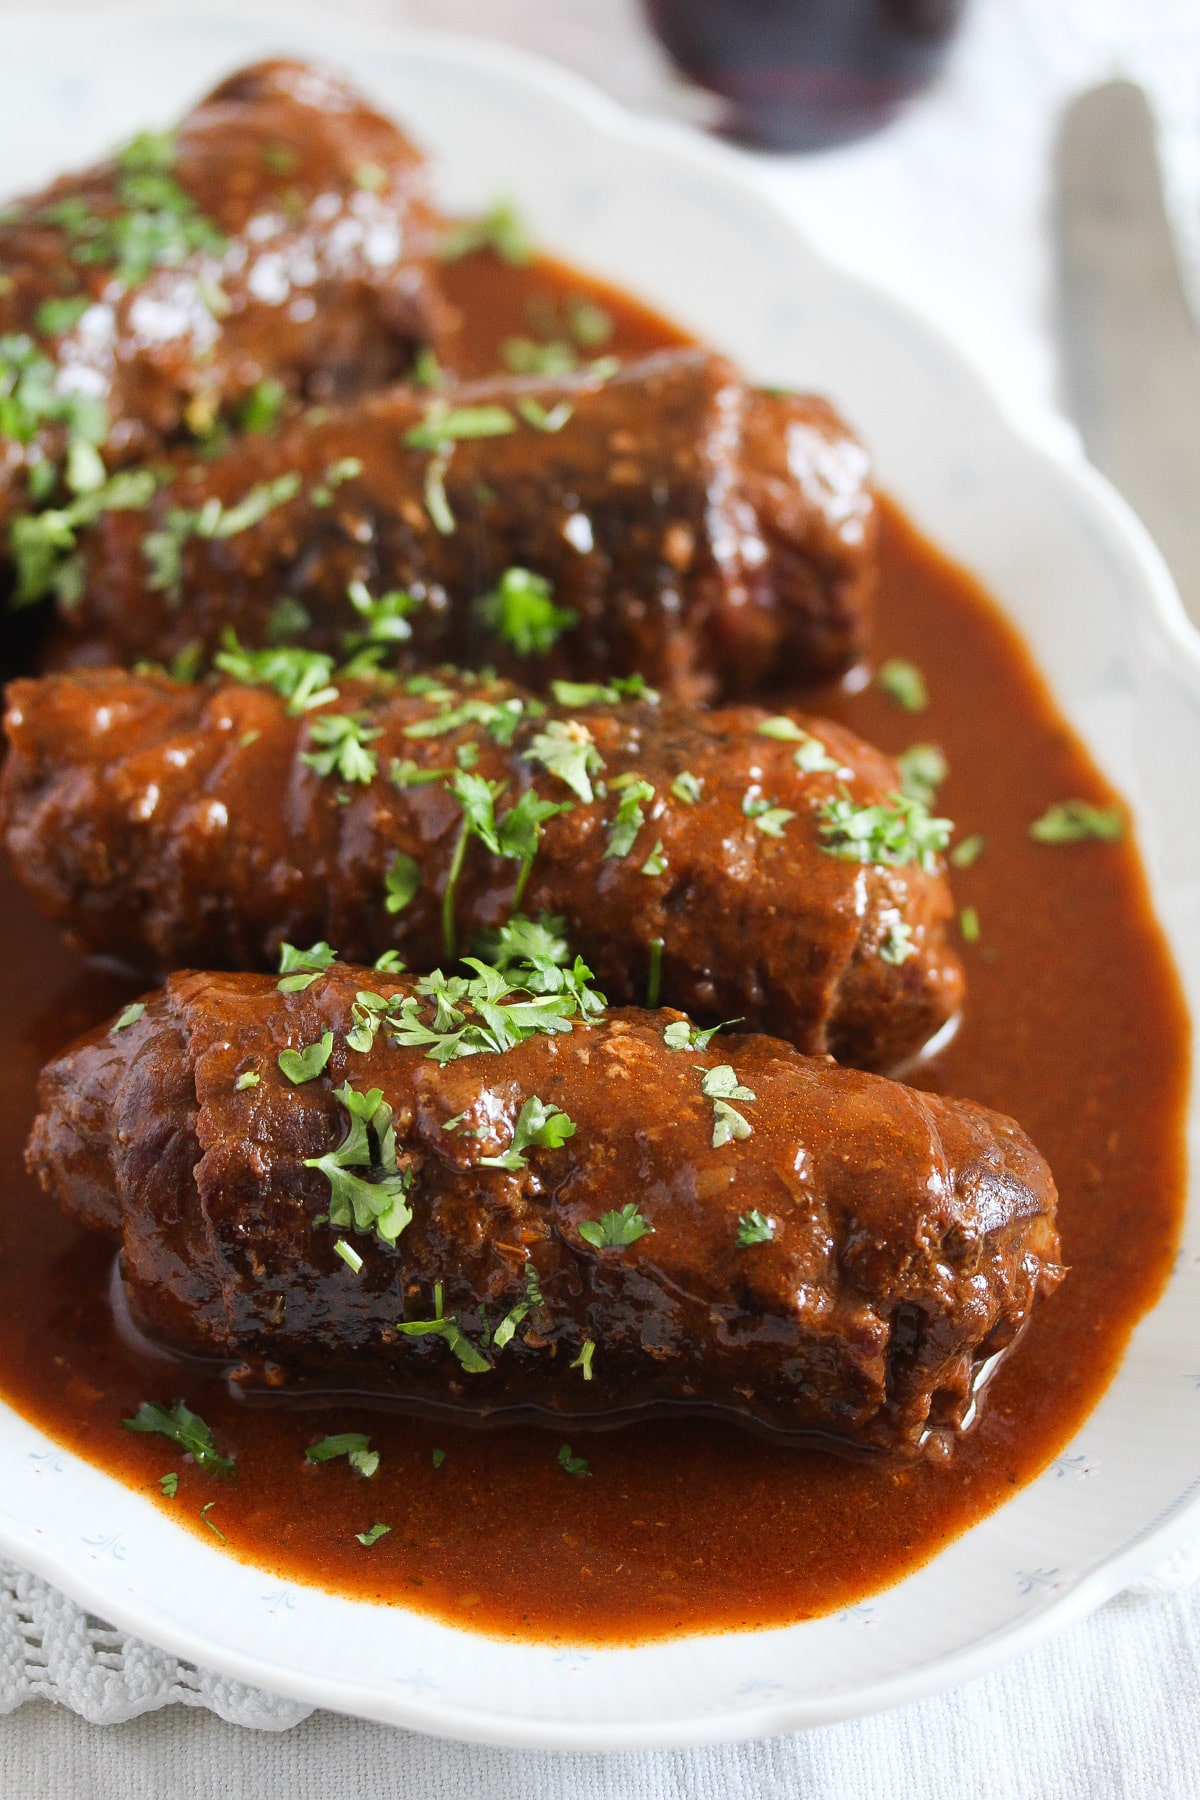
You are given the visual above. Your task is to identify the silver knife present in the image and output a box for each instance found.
[1054,80,1200,627]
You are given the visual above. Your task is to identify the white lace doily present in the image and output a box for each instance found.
[0,1560,310,1729]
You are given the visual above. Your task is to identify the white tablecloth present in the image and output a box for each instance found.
[3,0,1200,1788]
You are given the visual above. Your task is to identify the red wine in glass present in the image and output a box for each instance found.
[643,0,968,151]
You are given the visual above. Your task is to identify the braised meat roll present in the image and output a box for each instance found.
[0,59,446,582]
[46,349,874,698]
[1,664,962,1069]
[27,966,1062,1456]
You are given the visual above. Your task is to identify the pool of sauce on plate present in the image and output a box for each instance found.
[0,249,1187,1646]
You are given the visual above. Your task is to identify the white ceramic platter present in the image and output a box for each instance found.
[1,0,1199,1751]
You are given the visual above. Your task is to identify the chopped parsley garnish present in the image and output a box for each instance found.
[671,771,702,804]
[356,1522,391,1547]
[311,456,364,506]
[578,1203,651,1249]
[34,295,90,337]
[604,776,654,859]
[879,919,915,965]
[478,1095,576,1170]
[277,940,338,992]
[304,1081,414,1246]
[239,377,286,434]
[960,905,981,944]
[701,1064,756,1147]
[412,347,444,390]
[345,579,418,649]
[404,693,529,745]
[306,1432,379,1477]
[159,1471,178,1498]
[736,1211,775,1247]
[570,1340,595,1381]
[11,466,156,607]
[200,1501,226,1542]
[334,1239,363,1273]
[896,743,948,807]
[432,1448,446,1469]
[388,950,604,1064]
[397,1280,490,1373]
[663,1018,736,1051]
[390,758,450,790]
[423,452,454,535]
[516,397,574,433]
[300,711,382,784]
[1029,800,1124,844]
[440,199,533,265]
[266,595,312,643]
[549,675,657,708]
[277,1030,334,1085]
[43,129,226,286]
[503,336,577,378]
[522,719,604,803]
[640,839,667,876]
[756,715,809,742]
[742,790,795,838]
[403,402,517,453]
[215,634,339,714]
[557,1443,591,1478]
[384,850,422,915]
[818,788,952,872]
[123,1400,234,1477]
[144,473,301,598]
[950,833,985,868]
[474,566,577,655]
[109,1001,145,1036]
[877,658,928,712]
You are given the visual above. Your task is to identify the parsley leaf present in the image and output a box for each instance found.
[397,1279,490,1373]
[144,474,300,598]
[549,675,658,708]
[384,850,422,915]
[671,771,702,804]
[662,1018,738,1050]
[214,632,339,714]
[1029,800,1124,844]
[344,579,419,650]
[300,711,382,784]
[159,1471,178,1498]
[277,1030,334,1085]
[109,1001,145,1036]
[604,776,654,859]
[701,1065,755,1147]
[277,940,338,992]
[578,1203,651,1249]
[896,743,948,807]
[474,566,577,655]
[736,1210,775,1247]
[357,1522,391,1546]
[640,839,667,875]
[479,1095,577,1170]
[818,787,952,872]
[879,919,916,965]
[515,397,574,433]
[557,1443,591,1478]
[123,1400,234,1477]
[403,402,516,452]
[440,199,533,265]
[239,378,286,434]
[306,1432,379,1477]
[950,833,985,868]
[742,790,795,837]
[877,658,928,712]
[960,905,981,944]
[10,466,156,607]
[523,719,604,802]
[304,1081,415,1246]
[570,1340,595,1380]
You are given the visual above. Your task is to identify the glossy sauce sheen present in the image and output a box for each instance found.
[0,249,1188,1644]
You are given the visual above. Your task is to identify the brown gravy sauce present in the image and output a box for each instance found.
[0,249,1187,1646]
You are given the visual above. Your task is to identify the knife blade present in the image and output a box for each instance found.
[1054,80,1200,627]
